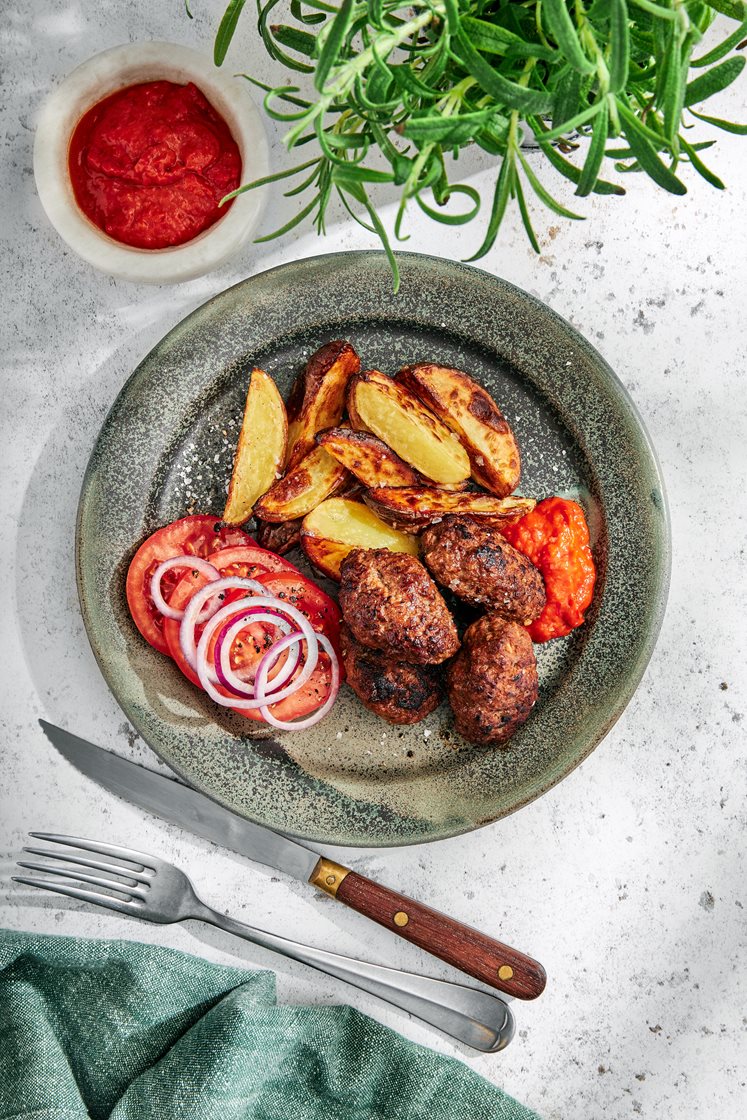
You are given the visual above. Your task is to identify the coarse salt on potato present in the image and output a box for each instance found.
[317,426,421,489]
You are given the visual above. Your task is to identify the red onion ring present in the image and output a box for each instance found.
[195,597,319,709]
[150,556,220,621]
[179,576,266,673]
[212,610,292,697]
[214,613,301,696]
[212,601,308,688]
[256,633,340,731]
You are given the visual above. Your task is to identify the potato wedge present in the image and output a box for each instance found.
[396,364,521,497]
[347,370,470,485]
[286,340,361,468]
[436,480,471,492]
[364,486,536,532]
[283,370,306,470]
[254,446,348,523]
[301,498,420,581]
[316,427,421,489]
[223,369,287,525]
[254,474,364,554]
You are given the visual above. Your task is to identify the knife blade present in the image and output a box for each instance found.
[40,719,546,1001]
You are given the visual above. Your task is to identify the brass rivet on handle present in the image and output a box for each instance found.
[309,857,351,898]
[393,911,409,927]
[498,964,514,981]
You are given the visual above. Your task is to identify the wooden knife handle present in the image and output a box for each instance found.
[309,859,546,1000]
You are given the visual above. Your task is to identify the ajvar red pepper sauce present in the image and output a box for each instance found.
[501,496,597,642]
[68,80,241,249]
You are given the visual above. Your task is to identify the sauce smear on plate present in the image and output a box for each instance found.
[68,80,241,249]
[501,496,596,642]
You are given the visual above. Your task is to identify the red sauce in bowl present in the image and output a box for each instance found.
[501,496,597,643]
[68,80,241,250]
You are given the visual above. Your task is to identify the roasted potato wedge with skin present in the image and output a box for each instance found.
[301,498,419,581]
[396,363,521,497]
[283,370,306,470]
[255,477,364,553]
[347,370,471,485]
[253,446,349,523]
[316,427,421,489]
[364,486,536,531]
[223,369,288,525]
[435,479,472,491]
[285,340,361,469]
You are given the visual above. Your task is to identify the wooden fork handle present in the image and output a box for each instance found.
[309,859,546,1001]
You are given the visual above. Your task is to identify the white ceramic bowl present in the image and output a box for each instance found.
[34,42,269,284]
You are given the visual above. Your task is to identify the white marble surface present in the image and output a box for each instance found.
[2,3,746,1118]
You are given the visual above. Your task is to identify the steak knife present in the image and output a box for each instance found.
[40,720,546,1000]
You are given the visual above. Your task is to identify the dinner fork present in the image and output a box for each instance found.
[14,833,514,1052]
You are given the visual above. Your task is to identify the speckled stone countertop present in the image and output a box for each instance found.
[2,4,745,1118]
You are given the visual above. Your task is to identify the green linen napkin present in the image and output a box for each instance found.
[0,929,541,1120]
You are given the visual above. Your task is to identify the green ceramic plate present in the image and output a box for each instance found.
[77,251,670,846]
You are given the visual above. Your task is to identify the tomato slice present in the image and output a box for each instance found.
[207,545,299,581]
[161,546,288,687]
[203,547,341,657]
[221,570,342,721]
[125,516,255,655]
[258,572,341,649]
[265,652,335,723]
[164,579,335,723]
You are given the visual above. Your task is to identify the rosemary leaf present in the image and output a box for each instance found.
[467,153,514,261]
[690,109,747,134]
[704,0,746,20]
[608,0,631,94]
[517,149,586,218]
[576,100,610,196]
[416,183,482,224]
[691,19,747,67]
[513,171,542,252]
[214,0,249,66]
[680,136,726,188]
[617,101,688,193]
[454,31,554,114]
[543,0,596,74]
[684,56,746,106]
[315,0,356,92]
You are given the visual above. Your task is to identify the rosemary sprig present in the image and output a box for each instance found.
[210,0,747,288]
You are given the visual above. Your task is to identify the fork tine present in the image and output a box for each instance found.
[16,861,147,899]
[12,876,143,916]
[22,847,151,883]
[29,833,157,871]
